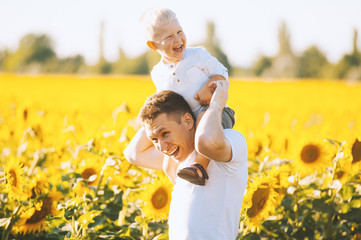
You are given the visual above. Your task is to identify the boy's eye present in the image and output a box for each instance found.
[152,138,158,143]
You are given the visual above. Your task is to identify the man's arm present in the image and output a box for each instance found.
[123,127,164,170]
[195,80,232,162]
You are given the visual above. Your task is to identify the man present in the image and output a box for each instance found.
[124,80,248,239]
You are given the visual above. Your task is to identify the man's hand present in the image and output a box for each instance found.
[208,80,230,110]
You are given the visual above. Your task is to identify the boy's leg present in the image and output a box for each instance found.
[176,111,210,186]
[221,107,235,129]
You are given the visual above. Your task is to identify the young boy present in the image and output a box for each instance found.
[139,7,235,185]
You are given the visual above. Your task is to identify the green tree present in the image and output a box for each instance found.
[253,56,272,76]
[336,29,361,79]
[202,21,233,75]
[0,49,9,71]
[297,46,329,78]
[56,55,86,73]
[265,21,298,78]
[2,34,56,72]
[112,48,154,75]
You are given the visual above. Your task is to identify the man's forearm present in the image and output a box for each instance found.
[123,127,163,170]
[195,102,230,162]
[195,80,232,162]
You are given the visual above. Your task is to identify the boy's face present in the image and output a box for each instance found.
[148,18,186,64]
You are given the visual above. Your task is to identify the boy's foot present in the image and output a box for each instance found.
[177,163,209,186]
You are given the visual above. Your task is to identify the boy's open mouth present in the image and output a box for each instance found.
[173,45,183,53]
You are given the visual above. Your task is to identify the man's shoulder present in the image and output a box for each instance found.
[224,129,247,160]
[224,129,246,143]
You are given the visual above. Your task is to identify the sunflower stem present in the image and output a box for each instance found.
[95,169,105,198]
[2,205,22,240]
[143,222,149,239]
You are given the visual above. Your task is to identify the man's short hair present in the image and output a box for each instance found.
[139,90,195,125]
[140,8,177,41]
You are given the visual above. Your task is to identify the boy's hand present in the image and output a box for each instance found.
[194,84,214,106]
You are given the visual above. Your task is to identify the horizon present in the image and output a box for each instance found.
[1,0,360,67]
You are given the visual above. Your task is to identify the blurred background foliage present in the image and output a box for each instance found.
[1,21,361,80]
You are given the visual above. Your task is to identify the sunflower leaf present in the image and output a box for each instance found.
[0,217,11,228]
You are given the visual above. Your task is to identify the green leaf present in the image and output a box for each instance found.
[350,199,361,208]
[61,174,71,181]
[77,210,102,228]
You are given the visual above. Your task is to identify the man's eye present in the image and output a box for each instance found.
[162,132,169,137]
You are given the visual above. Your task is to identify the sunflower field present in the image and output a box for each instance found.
[1,74,361,240]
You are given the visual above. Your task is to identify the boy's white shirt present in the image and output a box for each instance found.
[151,46,228,117]
[168,129,248,240]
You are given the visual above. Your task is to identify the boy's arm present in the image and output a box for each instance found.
[123,127,164,170]
[195,80,232,162]
[194,74,226,106]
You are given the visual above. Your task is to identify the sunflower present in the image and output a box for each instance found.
[242,174,279,229]
[268,164,291,201]
[25,170,50,199]
[333,155,353,184]
[292,138,333,177]
[4,156,27,201]
[140,174,173,221]
[14,187,62,234]
[343,137,361,174]
[105,159,135,189]
[76,151,104,186]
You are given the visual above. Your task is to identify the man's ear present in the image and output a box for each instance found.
[183,113,194,130]
[146,41,158,51]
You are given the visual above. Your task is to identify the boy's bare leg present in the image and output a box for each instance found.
[176,111,210,185]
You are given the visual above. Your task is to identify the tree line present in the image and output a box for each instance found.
[0,21,360,80]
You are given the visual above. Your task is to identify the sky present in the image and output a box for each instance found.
[1,0,360,67]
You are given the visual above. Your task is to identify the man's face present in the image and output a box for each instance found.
[144,113,194,162]
[151,18,186,64]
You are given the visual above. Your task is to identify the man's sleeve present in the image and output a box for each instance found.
[216,129,247,175]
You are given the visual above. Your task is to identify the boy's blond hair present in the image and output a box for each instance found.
[140,8,177,41]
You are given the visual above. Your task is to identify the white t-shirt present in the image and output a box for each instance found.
[168,129,248,240]
[151,47,228,117]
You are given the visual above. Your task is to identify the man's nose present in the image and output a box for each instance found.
[157,140,168,152]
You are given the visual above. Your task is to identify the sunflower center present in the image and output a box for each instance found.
[82,168,97,183]
[247,184,270,218]
[301,144,320,163]
[9,169,17,187]
[26,197,52,224]
[151,187,168,210]
[351,139,361,164]
[335,170,345,180]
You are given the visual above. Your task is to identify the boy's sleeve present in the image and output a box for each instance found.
[199,47,229,80]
